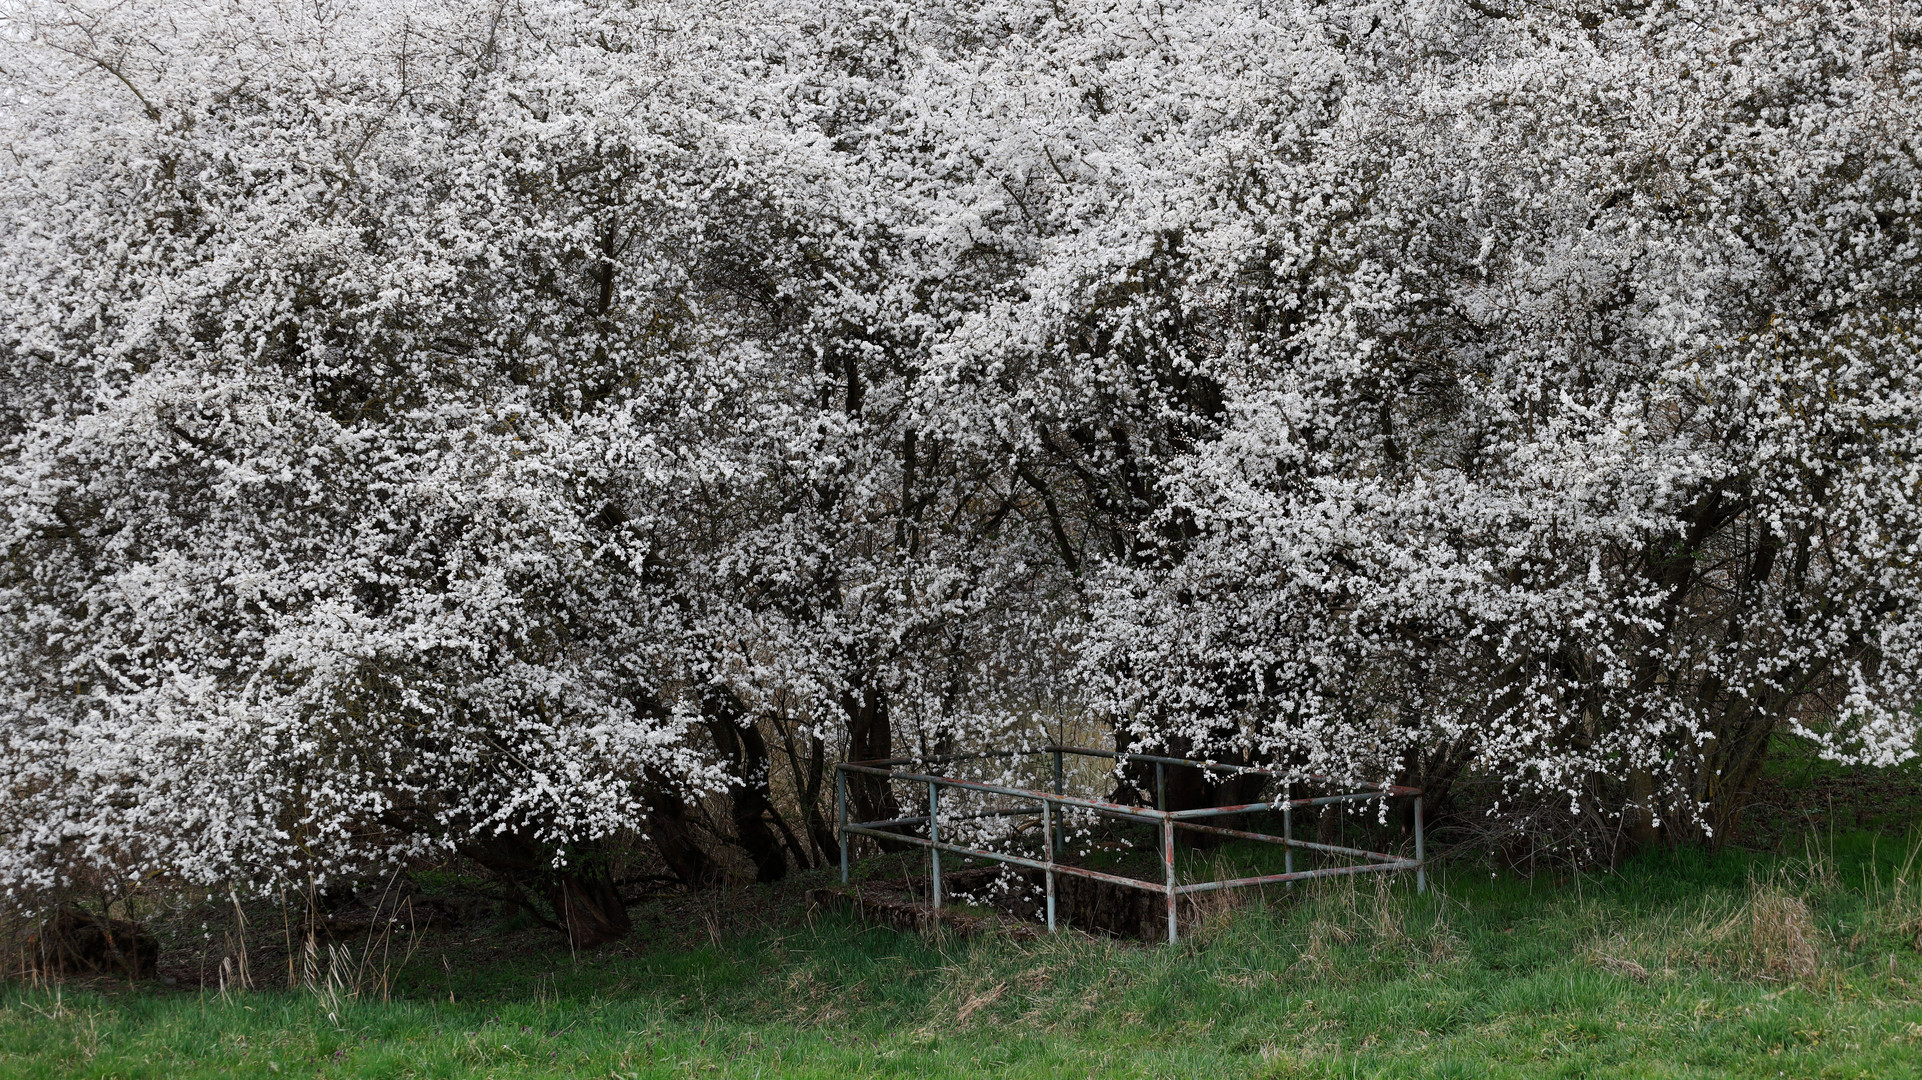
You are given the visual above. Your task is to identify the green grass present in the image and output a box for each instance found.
[7,833,1922,1078]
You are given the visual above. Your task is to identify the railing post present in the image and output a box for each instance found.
[1051,749,1065,855]
[1283,781,1293,889]
[928,780,942,909]
[1162,812,1178,944]
[1414,794,1426,894]
[1042,799,1057,933]
[837,766,849,885]
[1155,761,1166,812]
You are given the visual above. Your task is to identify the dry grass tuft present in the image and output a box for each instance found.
[1181,858,1258,945]
[1282,871,1459,981]
[955,980,1006,1025]
[1704,883,1825,982]
[1749,889,1823,980]
[1366,875,1407,949]
[1581,919,1657,982]
[1589,948,1650,981]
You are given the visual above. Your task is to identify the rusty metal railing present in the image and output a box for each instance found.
[835,745,1424,944]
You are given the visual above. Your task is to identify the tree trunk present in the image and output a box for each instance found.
[702,683,790,882]
[463,833,634,948]
[1623,767,1661,860]
[641,781,721,887]
[841,681,901,825]
[801,732,840,863]
[773,714,837,865]
[1317,803,1339,847]
[1110,728,1266,847]
[545,869,632,949]
[630,693,723,887]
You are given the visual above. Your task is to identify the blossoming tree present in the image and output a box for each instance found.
[3,0,1918,937]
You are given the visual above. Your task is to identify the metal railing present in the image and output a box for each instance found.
[835,745,1424,944]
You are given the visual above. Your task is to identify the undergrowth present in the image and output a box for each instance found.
[4,832,1922,1077]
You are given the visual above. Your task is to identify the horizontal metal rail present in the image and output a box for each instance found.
[1043,745,1422,797]
[857,805,1042,831]
[1169,791,1391,819]
[841,824,1172,894]
[1178,860,1419,894]
[1171,819,1408,864]
[840,762,1163,823]
[856,749,1034,769]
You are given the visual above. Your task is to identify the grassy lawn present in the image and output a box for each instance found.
[6,831,1922,1079]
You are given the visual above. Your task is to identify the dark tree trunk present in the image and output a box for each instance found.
[629,693,723,887]
[463,833,633,949]
[1623,766,1662,860]
[782,725,838,863]
[1703,711,1779,843]
[702,684,790,882]
[1401,740,1471,836]
[773,713,836,866]
[642,781,721,887]
[802,733,841,861]
[1108,725,1155,806]
[1110,728,1268,847]
[841,682,901,824]
[545,870,632,949]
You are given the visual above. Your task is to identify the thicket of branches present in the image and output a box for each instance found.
[4,0,1919,943]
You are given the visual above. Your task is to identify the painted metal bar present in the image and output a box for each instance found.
[1282,781,1294,890]
[1041,746,1422,796]
[1163,813,1178,944]
[844,750,1046,772]
[844,763,1401,827]
[856,806,1041,831]
[845,823,1411,897]
[846,805,1400,866]
[1415,795,1426,894]
[1171,820,1407,864]
[1155,761,1165,812]
[839,824,1174,893]
[1176,860,1417,894]
[928,781,942,909]
[839,763,1167,822]
[1277,834,1409,864]
[837,766,849,885]
[1168,791,1386,820]
[1042,800,1056,933]
[915,749,1033,765]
